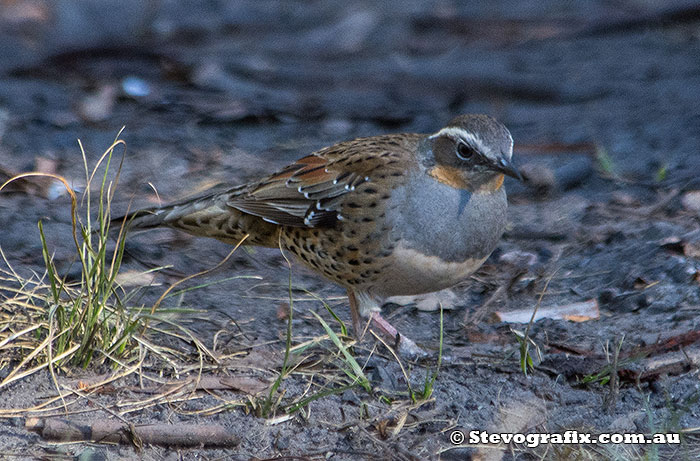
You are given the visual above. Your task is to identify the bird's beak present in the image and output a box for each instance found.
[494,157,523,181]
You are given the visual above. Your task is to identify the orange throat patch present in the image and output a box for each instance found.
[484,173,505,192]
[428,165,469,190]
[428,166,504,192]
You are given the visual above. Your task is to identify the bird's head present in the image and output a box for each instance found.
[424,114,521,192]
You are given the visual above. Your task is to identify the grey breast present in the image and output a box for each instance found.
[388,170,508,264]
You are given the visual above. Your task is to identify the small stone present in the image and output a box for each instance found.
[499,250,538,267]
[77,85,117,123]
[610,191,639,206]
[121,76,151,98]
[681,191,700,213]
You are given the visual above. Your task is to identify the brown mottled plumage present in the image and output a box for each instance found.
[117,114,521,355]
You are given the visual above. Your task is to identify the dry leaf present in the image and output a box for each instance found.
[277,302,290,320]
[494,299,599,323]
[683,241,700,259]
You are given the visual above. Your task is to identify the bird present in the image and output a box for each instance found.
[116,114,521,355]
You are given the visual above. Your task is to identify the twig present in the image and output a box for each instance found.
[26,418,240,447]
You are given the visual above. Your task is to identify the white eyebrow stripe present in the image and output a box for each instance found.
[509,134,514,154]
[428,127,489,154]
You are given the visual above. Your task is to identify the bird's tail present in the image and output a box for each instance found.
[109,191,220,233]
[107,188,278,247]
[109,206,166,232]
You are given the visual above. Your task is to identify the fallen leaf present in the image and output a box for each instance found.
[494,299,599,323]
[499,250,538,267]
[265,414,293,425]
[1,0,49,23]
[610,191,639,207]
[277,302,290,320]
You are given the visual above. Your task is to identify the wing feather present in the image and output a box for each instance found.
[228,154,357,227]
[226,135,420,228]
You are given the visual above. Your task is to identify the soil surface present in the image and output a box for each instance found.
[1,1,699,460]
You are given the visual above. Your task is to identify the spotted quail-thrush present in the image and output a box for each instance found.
[117,114,521,354]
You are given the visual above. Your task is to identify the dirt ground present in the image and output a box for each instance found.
[1,1,699,460]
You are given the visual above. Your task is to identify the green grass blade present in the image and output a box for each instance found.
[311,311,370,392]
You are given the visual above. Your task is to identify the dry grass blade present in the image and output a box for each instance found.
[0,324,43,350]
[0,343,80,390]
[370,330,414,394]
[514,269,557,375]
[146,235,249,318]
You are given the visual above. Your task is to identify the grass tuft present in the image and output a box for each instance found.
[0,131,223,391]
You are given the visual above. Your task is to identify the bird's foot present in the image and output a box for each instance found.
[369,312,428,360]
[347,289,428,359]
[385,289,458,312]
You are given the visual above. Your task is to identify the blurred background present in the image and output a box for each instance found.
[2,0,699,265]
[1,1,700,458]
[1,0,698,185]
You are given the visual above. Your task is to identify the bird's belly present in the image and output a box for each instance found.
[372,243,489,297]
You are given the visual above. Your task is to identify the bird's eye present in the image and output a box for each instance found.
[456,142,477,160]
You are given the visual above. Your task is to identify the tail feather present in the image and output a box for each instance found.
[110,191,221,232]
[110,206,169,231]
[110,191,280,247]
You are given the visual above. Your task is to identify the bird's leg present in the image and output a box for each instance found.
[369,311,426,359]
[347,290,363,338]
[348,290,427,358]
